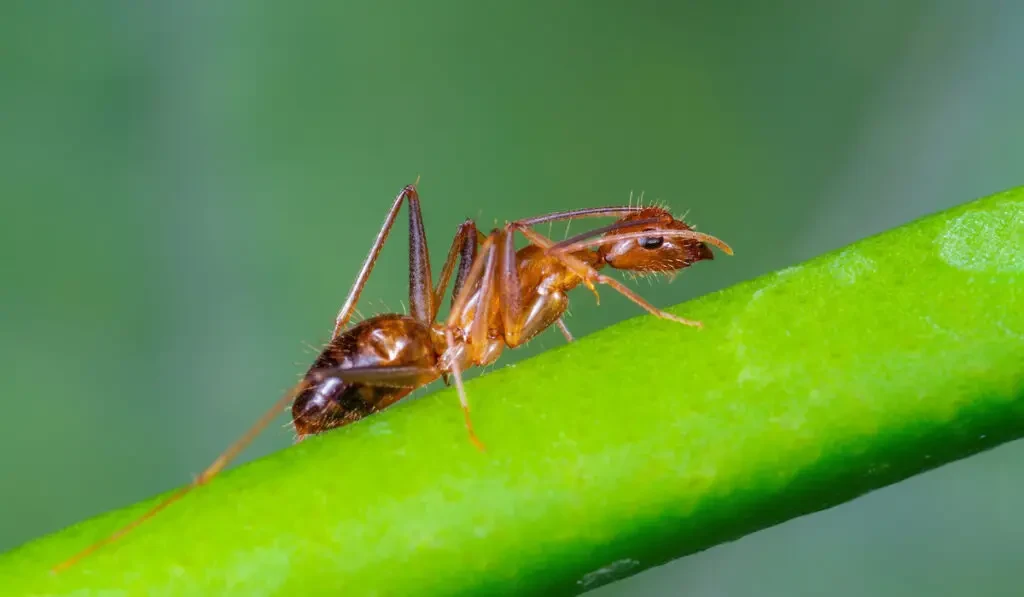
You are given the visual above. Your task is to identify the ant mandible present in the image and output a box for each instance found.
[53,182,732,572]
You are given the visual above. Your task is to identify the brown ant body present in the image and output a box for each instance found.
[53,183,732,572]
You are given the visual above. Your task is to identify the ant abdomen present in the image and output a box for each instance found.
[291,314,442,437]
[291,375,365,437]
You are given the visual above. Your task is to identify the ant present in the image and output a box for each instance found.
[53,183,732,572]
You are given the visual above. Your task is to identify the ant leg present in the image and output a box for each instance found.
[305,363,442,412]
[406,185,435,325]
[431,219,478,320]
[436,226,484,386]
[442,330,484,451]
[467,233,500,351]
[556,318,575,342]
[515,225,705,328]
[308,364,439,388]
[333,183,421,339]
[55,363,449,571]
[444,232,501,451]
[496,223,576,347]
[55,183,435,572]
[52,380,307,573]
[498,227,522,346]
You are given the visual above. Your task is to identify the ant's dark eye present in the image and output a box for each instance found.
[638,236,664,250]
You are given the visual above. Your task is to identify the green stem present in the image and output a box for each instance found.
[4,188,1023,596]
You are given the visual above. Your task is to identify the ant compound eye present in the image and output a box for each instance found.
[638,236,664,250]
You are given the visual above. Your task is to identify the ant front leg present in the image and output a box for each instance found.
[495,224,576,347]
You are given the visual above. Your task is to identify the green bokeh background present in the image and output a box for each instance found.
[2,2,1021,595]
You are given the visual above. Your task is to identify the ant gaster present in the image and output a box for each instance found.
[53,183,732,572]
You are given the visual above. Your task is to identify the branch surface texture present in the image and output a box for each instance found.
[4,187,1023,596]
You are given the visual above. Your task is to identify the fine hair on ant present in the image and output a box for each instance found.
[53,182,732,572]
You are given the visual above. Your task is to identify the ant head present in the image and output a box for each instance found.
[596,207,720,273]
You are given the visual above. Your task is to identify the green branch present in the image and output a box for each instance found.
[4,187,1023,596]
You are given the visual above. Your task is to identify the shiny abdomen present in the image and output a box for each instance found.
[291,314,441,437]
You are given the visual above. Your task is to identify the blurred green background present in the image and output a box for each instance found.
[2,1,1021,595]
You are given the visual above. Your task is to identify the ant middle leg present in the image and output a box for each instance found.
[431,219,479,321]
[556,318,574,342]
[442,229,508,451]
